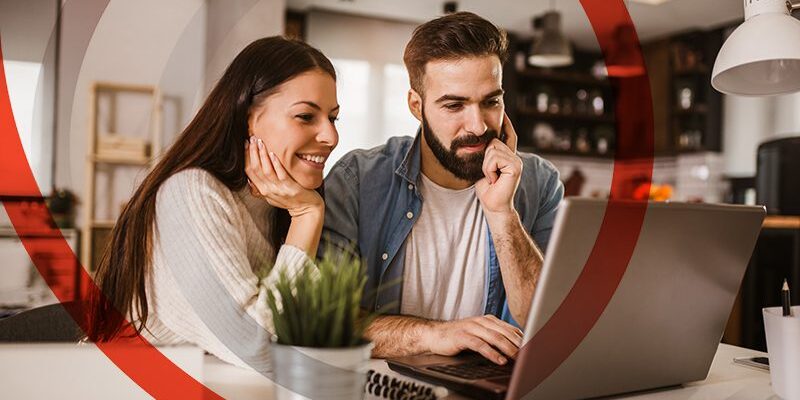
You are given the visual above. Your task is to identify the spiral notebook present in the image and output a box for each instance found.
[364,368,448,399]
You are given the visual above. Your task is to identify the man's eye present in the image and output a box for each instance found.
[486,98,502,107]
[296,114,314,122]
[444,103,463,111]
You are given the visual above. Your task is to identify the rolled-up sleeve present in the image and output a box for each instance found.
[531,162,564,253]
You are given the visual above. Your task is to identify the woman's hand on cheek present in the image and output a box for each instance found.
[245,137,324,218]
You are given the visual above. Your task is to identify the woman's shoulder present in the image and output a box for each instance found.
[160,168,231,195]
[157,168,238,213]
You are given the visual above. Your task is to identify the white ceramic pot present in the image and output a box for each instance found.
[270,341,373,400]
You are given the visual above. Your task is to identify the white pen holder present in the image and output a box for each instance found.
[763,306,800,400]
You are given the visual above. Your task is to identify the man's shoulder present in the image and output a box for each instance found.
[331,136,414,175]
[517,149,560,180]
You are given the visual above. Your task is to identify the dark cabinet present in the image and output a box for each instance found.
[503,28,725,159]
[725,217,800,351]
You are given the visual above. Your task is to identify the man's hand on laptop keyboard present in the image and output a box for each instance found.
[423,315,522,365]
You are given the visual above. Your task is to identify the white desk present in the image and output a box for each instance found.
[203,343,778,400]
[0,342,777,399]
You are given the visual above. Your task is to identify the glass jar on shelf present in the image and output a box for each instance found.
[675,79,694,110]
[515,50,527,72]
[677,129,703,150]
[532,123,555,150]
[548,97,561,114]
[535,89,550,113]
[597,137,609,154]
[590,90,605,116]
[593,126,615,155]
[576,89,589,115]
[555,129,572,151]
[679,87,693,110]
[575,129,591,153]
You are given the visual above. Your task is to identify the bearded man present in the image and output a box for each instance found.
[321,11,564,365]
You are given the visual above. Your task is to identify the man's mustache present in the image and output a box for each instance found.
[451,130,499,150]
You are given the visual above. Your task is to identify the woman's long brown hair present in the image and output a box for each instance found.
[87,37,336,341]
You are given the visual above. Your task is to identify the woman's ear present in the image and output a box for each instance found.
[247,102,266,137]
[407,89,423,122]
[247,114,256,138]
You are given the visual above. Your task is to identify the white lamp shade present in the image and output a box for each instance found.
[529,28,573,67]
[528,11,573,68]
[712,13,800,96]
[528,53,573,68]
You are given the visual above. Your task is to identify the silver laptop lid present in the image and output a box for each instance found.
[509,199,764,399]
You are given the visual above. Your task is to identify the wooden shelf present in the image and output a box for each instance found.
[0,226,79,239]
[763,216,800,230]
[674,147,714,154]
[93,81,158,94]
[90,154,151,166]
[0,195,46,202]
[518,68,611,87]
[90,220,116,229]
[83,81,162,271]
[520,146,615,159]
[673,104,709,116]
[519,108,615,123]
[672,65,710,76]
[666,29,724,153]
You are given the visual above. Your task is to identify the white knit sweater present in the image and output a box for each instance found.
[141,168,310,371]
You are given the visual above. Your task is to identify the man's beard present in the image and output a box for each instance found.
[421,107,498,183]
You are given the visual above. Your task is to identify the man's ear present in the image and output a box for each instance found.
[407,89,423,122]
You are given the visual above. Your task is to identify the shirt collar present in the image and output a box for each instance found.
[395,128,423,186]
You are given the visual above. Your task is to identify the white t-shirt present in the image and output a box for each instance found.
[400,173,487,321]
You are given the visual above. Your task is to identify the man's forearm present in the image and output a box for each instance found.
[485,210,543,323]
[364,315,436,358]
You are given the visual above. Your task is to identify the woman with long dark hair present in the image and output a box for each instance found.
[87,36,339,370]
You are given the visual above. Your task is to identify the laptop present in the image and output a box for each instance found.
[388,199,765,399]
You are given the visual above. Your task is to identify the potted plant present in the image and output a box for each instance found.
[266,249,374,400]
[46,189,78,228]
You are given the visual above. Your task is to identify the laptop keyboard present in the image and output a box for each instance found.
[427,359,514,380]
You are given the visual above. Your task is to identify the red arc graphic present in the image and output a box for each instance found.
[509,1,654,398]
[0,0,653,398]
[0,39,223,399]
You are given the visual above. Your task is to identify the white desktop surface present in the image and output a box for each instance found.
[0,342,776,399]
[202,343,777,400]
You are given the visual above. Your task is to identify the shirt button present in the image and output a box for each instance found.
[408,184,414,190]
[406,211,414,219]
[381,253,388,261]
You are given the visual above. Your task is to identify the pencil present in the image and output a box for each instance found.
[782,279,792,317]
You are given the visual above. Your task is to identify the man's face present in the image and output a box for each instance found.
[413,55,505,182]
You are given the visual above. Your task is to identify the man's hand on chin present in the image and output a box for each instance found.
[476,113,522,219]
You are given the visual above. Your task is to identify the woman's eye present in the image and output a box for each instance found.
[329,116,339,124]
[296,114,314,123]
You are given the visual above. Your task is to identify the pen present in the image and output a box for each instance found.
[782,279,792,317]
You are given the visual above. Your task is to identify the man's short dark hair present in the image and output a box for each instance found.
[403,11,509,96]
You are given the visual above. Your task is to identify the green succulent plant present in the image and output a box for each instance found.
[265,248,373,348]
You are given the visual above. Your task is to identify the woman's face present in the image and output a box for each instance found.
[248,68,339,189]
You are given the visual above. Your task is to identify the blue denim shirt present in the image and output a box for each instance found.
[321,133,564,327]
